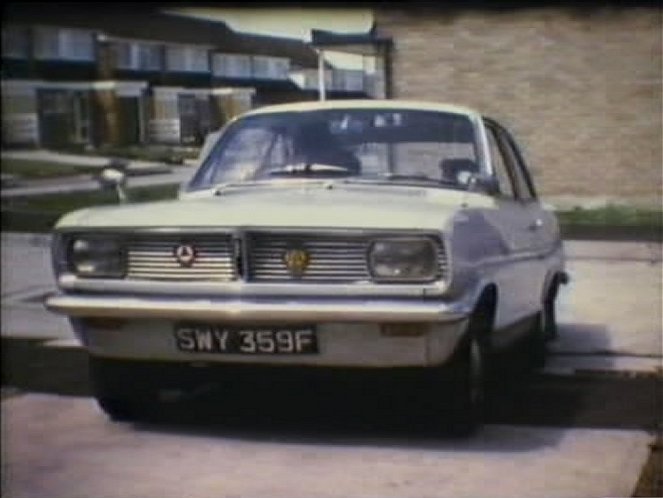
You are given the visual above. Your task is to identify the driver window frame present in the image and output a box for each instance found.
[484,118,537,203]
[484,119,518,200]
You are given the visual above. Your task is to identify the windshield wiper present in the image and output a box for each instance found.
[213,181,266,195]
[382,173,438,183]
[346,175,460,188]
[266,163,355,177]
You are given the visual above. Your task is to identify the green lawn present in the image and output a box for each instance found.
[1,158,101,179]
[60,144,200,164]
[557,205,662,241]
[2,184,179,232]
[557,205,662,227]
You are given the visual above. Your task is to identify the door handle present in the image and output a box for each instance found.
[528,219,543,231]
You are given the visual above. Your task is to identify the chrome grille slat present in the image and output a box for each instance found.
[121,232,448,284]
[248,233,447,283]
[126,236,235,281]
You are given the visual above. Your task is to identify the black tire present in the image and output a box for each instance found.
[543,280,560,341]
[521,281,560,371]
[89,357,158,422]
[523,311,547,370]
[96,395,143,422]
[443,331,487,437]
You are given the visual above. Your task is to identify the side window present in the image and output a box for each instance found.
[485,125,516,199]
[501,131,537,201]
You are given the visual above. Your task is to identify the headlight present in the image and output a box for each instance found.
[68,236,125,278]
[368,238,439,282]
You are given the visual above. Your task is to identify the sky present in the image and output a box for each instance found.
[166,7,374,70]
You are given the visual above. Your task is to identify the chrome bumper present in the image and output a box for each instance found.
[45,293,470,324]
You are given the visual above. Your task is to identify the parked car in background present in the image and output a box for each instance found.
[46,100,568,436]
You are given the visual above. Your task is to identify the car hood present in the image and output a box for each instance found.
[55,182,494,232]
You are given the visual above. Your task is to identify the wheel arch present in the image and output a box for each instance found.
[541,270,567,306]
[469,283,498,340]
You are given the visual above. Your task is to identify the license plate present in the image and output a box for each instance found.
[174,324,318,355]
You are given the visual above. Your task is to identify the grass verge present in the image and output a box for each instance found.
[557,205,662,227]
[1,159,101,179]
[2,184,179,232]
[557,205,661,242]
[60,144,200,164]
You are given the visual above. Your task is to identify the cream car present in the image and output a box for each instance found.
[46,100,567,435]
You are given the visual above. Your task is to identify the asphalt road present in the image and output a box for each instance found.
[1,235,661,498]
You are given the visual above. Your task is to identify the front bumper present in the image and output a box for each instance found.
[45,293,472,368]
[45,293,471,324]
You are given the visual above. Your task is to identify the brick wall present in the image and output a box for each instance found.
[375,6,662,208]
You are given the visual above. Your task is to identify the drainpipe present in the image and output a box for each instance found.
[316,49,326,101]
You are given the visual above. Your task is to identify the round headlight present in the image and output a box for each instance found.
[368,238,439,282]
[69,236,124,278]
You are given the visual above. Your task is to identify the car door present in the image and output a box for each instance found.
[482,119,544,345]
[498,126,559,256]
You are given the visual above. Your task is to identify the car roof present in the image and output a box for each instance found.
[243,99,481,119]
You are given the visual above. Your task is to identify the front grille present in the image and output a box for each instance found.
[126,235,235,281]
[248,233,448,283]
[249,234,372,283]
[122,232,448,284]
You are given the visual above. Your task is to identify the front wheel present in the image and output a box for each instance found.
[522,311,547,370]
[89,357,159,422]
[543,282,560,341]
[442,332,487,437]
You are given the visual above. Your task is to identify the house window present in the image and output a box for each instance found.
[2,26,29,59]
[212,53,252,78]
[115,42,161,71]
[34,27,94,61]
[166,46,209,73]
[40,91,70,115]
[252,56,289,80]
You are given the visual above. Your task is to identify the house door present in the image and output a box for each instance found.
[178,94,197,145]
[179,94,213,145]
[38,90,92,148]
[37,90,70,148]
[71,91,91,144]
[118,97,140,145]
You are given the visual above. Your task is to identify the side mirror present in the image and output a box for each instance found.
[467,174,500,196]
[97,167,128,203]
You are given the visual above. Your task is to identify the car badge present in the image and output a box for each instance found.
[283,247,310,277]
[174,244,197,267]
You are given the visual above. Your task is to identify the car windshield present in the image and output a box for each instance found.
[188,108,479,191]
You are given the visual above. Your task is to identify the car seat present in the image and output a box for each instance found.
[439,158,480,187]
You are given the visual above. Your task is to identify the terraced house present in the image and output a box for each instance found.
[2,2,660,207]
[1,4,372,150]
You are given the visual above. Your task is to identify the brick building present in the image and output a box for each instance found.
[370,3,662,207]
